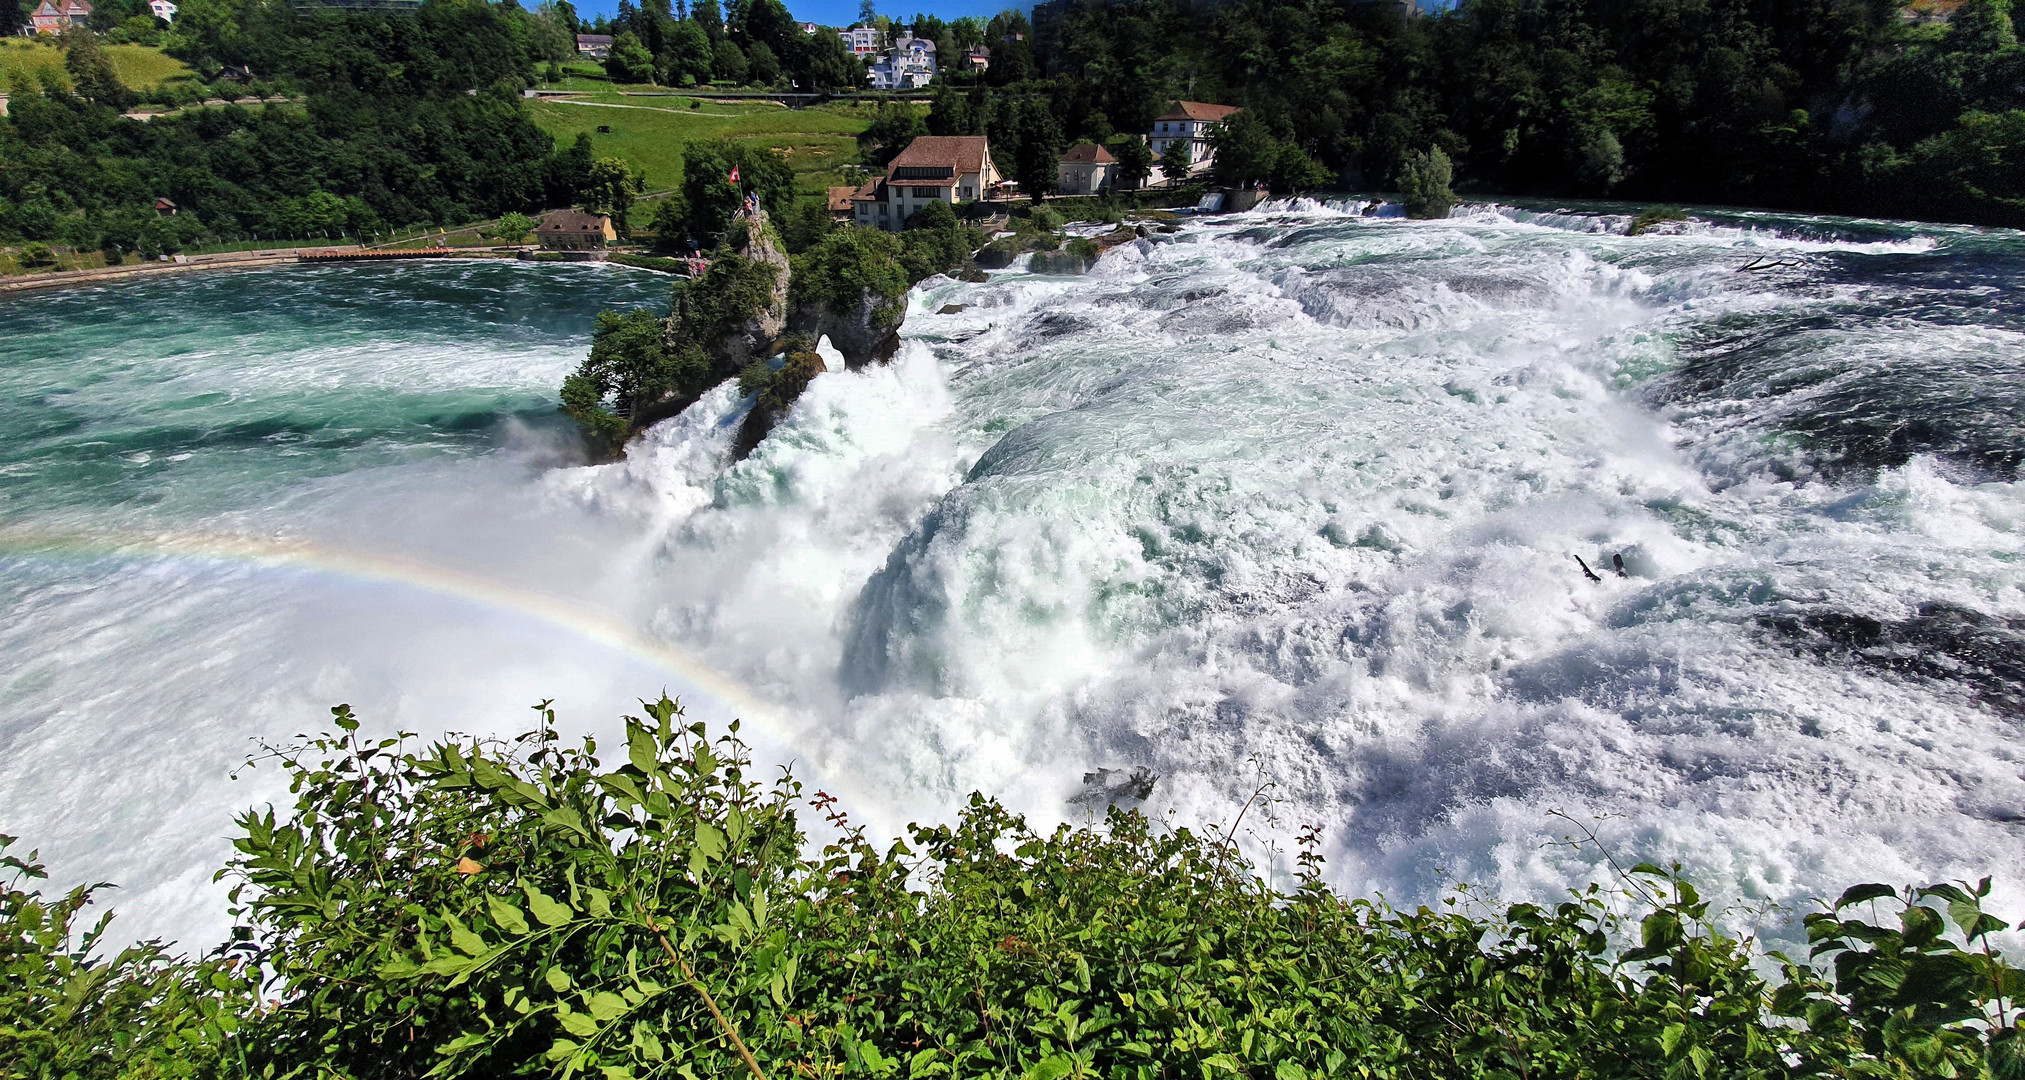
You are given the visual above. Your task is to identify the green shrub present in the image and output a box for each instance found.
[0,835,254,1078]
[789,226,908,320]
[19,242,56,268]
[489,212,535,242]
[6,701,2021,1079]
[1398,146,1457,220]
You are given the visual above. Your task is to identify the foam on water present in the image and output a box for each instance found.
[3,213,2022,952]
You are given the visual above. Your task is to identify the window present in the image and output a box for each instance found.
[911,186,939,198]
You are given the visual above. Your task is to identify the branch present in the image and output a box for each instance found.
[642,906,769,1080]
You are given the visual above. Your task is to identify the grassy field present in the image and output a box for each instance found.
[526,94,878,198]
[0,39,194,93]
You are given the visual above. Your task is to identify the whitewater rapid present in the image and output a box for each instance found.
[3,206,2022,950]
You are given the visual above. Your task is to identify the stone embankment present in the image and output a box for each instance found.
[0,248,317,295]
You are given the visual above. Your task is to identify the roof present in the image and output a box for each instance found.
[827,186,857,212]
[1156,101,1240,123]
[1060,142,1115,165]
[848,180,881,202]
[886,136,990,178]
[535,210,612,233]
[575,33,612,44]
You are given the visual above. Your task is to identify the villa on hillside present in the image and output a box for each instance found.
[1149,101,1240,178]
[31,0,92,33]
[1057,142,1117,195]
[870,35,936,89]
[575,34,613,57]
[536,210,615,251]
[960,45,990,73]
[838,25,885,57]
[852,135,998,231]
[149,0,176,21]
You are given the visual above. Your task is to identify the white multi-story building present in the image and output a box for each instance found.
[869,36,936,89]
[852,135,998,231]
[1149,101,1240,177]
[838,25,886,57]
[149,0,177,21]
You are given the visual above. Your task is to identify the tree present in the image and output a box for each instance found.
[1112,135,1152,190]
[529,1,577,64]
[1159,138,1194,187]
[60,29,131,109]
[858,0,874,26]
[711,37,747,83]
[583,157,647,235]
[665,20,712,85]
[745,39,781,86]
[1207,112,1275,186]
[860,102,926,166]
[604,31,657,83]
[674,140,794,244]
[489,212,535,240]
[1398,146,1456,219]
[1006,97,1063,202]
[692,0,722,40]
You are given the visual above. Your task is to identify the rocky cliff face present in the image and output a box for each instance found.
[692,206,793,370]
[789,289,906,369]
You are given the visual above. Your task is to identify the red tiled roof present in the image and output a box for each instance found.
[535,210,612,233]
[1060,142,1116,164]
[1156,101,1240,123]
[886,136,990,178]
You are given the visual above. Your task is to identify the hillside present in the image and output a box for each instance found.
[526,93,875,198]
[0,38,193,93]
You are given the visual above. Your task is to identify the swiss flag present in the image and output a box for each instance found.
[729,166,741,186]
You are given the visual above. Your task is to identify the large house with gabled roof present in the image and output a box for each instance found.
[31,0,92,33]
[852,135,999,231]
[1149,101,1240,177]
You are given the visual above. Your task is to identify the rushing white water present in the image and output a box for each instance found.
[4,207,2023,951]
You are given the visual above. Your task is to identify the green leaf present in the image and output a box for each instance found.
[546,966,572,993]
[1835,883,1898,909]
[586,887,613,919]
[558,1010,599,1038]
[1276,1062,1309,1080]
[1025,1054,1076,1080]
[543,806,593,840]
[695,822,726,863]
[489,895,530,936]
[1641,911,1682,953]
[588,991,628,1022]
[1660,1023,1686,1056]
[1988,1028,2025,1080]
[627,723,658,776]
[446,914,487,958]
[602,1068,636,1080]
[524,882,574,927]
[546,1039,580,1062]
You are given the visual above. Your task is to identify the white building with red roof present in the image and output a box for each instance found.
[1057,142,1117,195]
[853,135,999,231]
[1149,101,1240,177]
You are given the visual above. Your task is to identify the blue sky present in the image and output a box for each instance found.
[570,0,1021,25]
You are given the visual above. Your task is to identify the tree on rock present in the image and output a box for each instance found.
[1398,147,1456,219]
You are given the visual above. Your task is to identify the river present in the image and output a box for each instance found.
[3,203,2022,949]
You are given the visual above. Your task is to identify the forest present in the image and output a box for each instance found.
[4,0,2024,259]
[975,0,2025,225]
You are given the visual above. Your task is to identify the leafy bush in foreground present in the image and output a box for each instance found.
[4,697,2022,1079]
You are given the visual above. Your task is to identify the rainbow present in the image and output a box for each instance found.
[0,525,832,786]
